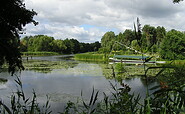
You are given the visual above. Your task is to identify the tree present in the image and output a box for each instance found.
[50,39,66,53]
[101,31,115,52]
[70,39,80,53]
[91,41,101,52]
[0,0,37,74]
[156,26,166,44]
[34,35,54,52]
[23,35,54,52]
[160,29,185,60]
[142,25,157,46]
[63,38,74,54]
[156,26,166,51]
[123,29,135,46]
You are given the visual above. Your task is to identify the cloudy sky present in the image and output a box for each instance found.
[23,0,185,43]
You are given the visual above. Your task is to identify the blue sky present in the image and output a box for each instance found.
[23,0,185,43]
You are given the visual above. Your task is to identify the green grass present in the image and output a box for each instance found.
[74,53,108,62]
[22,52,60,56]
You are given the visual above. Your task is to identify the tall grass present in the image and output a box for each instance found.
[166,60,185,65]
[74,53,107,62]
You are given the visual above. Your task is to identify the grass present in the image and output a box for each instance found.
[22,52,60,56]
[74,53,108,62]
[170,60,185,65]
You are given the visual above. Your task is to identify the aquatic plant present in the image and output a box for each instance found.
[23,60,78,73]
[0,76,52,114]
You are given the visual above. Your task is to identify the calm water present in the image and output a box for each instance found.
[0,55,157,113]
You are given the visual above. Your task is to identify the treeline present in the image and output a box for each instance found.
[20,25,185,60]
[99,25,185,60]
[20,35,101,54]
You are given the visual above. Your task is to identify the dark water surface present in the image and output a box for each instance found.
[0,55,157,113]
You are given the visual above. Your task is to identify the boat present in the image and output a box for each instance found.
[109,55,156,64]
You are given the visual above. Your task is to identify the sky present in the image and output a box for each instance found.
[22,0,185,43]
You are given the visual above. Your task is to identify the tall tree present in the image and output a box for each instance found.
[160,29,185,60]
[123,29,135,46]
[70,39,80,53]
[0,0,37,74]
[156,26,166,47]
[101,31,115,52]
[63,38,74,54]
[50,39,66,53]
[142,25,157,46]
[91,41,101,52]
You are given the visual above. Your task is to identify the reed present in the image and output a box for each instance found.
[173,60,185,65]
[74,53,107,62]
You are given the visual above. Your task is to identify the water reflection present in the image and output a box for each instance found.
[0,55,158,113]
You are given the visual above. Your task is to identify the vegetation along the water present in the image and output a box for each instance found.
[0,0,185,114]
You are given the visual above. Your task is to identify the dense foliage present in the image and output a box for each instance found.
[160,30,185,60]
[0,0,37,74]
[99,25,185,60]
[20,35,101,54]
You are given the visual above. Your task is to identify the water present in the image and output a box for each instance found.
[0,55,158,113]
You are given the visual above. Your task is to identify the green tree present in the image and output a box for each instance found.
[131,40,140,52]
[20,36,30,52]
[117,32,124,43]
[70,39,80,53]
[50,39,66,53]
[92,41,101,52]
[0,0,37,74]
[114,33,124,51]
[142,25,157,47]
[123,29,135,46]
[156,26,166,47]
[63,38,74,54]
[160,29,185,60]
[26,35,54,52]
[101,31,115,52]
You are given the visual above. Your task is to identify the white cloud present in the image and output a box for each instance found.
[24,0,185,42]
[23,23,104,42]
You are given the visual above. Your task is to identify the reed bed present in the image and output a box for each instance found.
[165,60,185,65]
[74,53,107,62]
[173,60,185,65]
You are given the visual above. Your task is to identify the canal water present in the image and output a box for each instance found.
[0,55,158,113]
